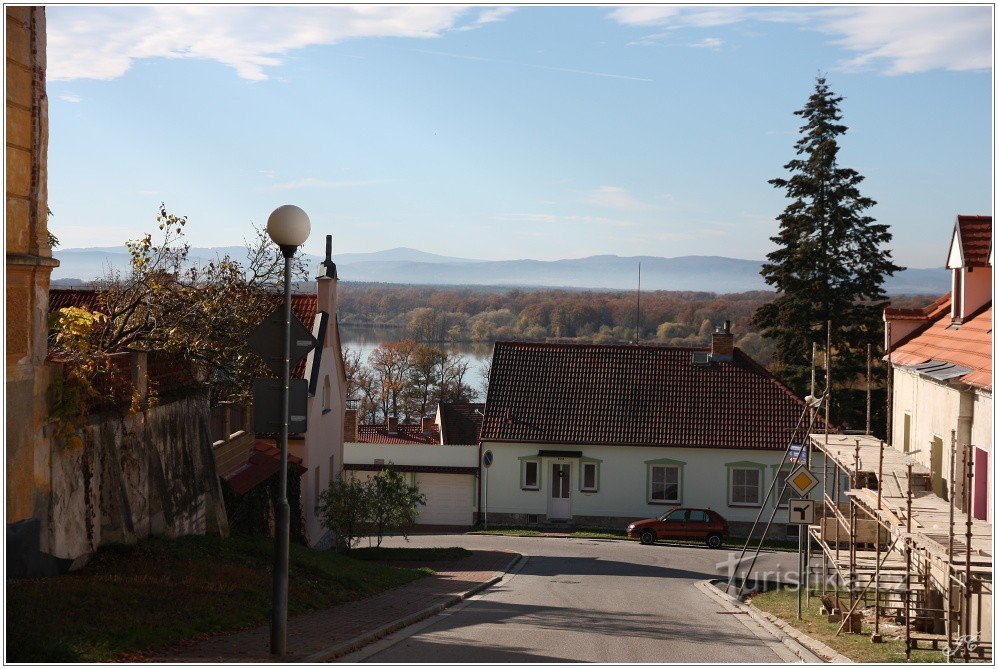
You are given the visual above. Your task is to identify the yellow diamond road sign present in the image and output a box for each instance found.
[787,466,819,496]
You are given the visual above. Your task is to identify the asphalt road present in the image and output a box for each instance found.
[340,534,803,663]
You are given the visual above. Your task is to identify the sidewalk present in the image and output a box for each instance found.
[147,550,519,663]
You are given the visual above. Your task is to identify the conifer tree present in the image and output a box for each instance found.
[754,77,902,430]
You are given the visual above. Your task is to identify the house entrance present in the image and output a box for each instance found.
[548,463,572,520]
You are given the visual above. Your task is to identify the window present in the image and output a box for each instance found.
[650,465,680,503]
[774,469,802,508]
[664,509,686,523]
[688,509,709,523]
[521,460,540,490]
[581,462,599,492]
[322,376,331,414]
[730,467,762,506]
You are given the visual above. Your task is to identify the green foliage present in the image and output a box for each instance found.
[754,77,902,432]
[318,473,371,550]
[367,468,426,547]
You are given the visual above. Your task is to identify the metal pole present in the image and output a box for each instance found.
[270,250,293,656]
[905,462,913,660]
[964,445,974,662]
[484,465,489,530]
[885,321,893,447]
[825,320,831,445]
[873,439,885,642]
[865,343,872,435]
[848,440,859,632]
[947,430,956,662]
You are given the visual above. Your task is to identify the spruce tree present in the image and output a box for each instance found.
[754,77,902,431]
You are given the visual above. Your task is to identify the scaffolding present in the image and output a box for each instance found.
[809,433,993,661]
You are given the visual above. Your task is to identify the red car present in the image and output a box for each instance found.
[627,507,730,548]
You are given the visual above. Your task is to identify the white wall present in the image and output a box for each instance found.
[345,442,479,468]
[481,442,829,526]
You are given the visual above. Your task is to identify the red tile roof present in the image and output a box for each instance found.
[48,287,100,312]
[955,215,992,267]
[437,402,484,445]
[481,341,825,450]
[357,424,442,444]
[884,294,950,322]
[889,295,992,390]
[290,294,317,379]
[221,439,305,495]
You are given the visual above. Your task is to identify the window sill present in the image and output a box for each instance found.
[729,503,762,508]
[648,500,680,505]
[521,486,540,491]
[322,409,332,415]
[581,489,598,494]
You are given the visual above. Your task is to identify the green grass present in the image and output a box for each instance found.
[6,534,432,663]
[349,546,471,562]
[750,587,943,663]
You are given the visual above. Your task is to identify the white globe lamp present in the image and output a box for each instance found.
[267,204,311,254]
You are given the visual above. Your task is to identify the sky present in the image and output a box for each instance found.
[45,3,993,268]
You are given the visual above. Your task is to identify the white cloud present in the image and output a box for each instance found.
[690,37,723,50]
[269,178,387,191]
[455,6,516,31]
[47,5,473,82]
[584,186,654,212]
[817,6,993,75]
[609,5,992,75]
[58,93,82,103]
[494,213,635,227]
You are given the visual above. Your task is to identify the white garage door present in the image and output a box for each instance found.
[415,473,474,526]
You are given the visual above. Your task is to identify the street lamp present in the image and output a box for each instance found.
[266,204,310,656]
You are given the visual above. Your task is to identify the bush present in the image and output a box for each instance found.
[368,468,426,547]
[317,474,370,550]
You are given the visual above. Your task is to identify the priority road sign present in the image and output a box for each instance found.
[787,465,820,497]
[246,304,317,376]
[788,499,816,525]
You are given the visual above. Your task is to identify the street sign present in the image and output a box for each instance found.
[304,312,328,396]
[788,499,816,525]
[788,443,808,465]
[252,378,309,434]
[787,465,820,497]
[246,304,317,376]
[483,450,494,468]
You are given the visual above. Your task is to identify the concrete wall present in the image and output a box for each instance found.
[47,393,229,561]
[6,6,60,525]
[481,442,829,533]
[345,442,479,468]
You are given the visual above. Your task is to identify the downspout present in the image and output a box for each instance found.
[955,384,974,510]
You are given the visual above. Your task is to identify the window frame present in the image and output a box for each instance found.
[645,457,685,505]
[519,457,541,491]
[579,456,601,493]
[726,461,765,508]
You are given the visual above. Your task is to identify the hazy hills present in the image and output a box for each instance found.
[52,245,949,295]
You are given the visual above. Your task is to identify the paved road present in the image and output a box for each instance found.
[341,535,802,663]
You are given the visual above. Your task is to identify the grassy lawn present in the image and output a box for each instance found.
[350,546,471,562]
[750,587,942,663]
[6,534,432,663]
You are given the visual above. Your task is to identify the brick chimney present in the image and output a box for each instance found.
[343,407,358,443]
[387,416,399,435]
[710,320,734,362]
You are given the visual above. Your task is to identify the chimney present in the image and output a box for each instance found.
[343,407,358,443]
[315,235,338,343]
[387,416,399,435]
[421,415,434,436]
[710,320,734,362]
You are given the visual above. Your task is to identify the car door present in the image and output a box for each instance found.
[686,509,711,540]
[659,509,688,540]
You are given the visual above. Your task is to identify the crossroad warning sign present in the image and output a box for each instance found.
[787,465,819,497]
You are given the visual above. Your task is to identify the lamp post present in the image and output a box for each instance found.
[266,204,311,656]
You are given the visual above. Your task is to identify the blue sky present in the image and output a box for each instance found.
[46,4,992,267]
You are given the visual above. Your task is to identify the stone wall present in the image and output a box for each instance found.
[46,393,229,562]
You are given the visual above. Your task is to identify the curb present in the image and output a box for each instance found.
[299,553,522,663]
[697,580,851,664]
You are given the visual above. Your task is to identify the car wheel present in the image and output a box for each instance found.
[706,533,723,549]
[639,529,657,545]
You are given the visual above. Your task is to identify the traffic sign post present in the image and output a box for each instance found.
[482,450,493,530]
[787,465,819,497]
[784,465,819,622]
[246,304,317,377]
[253,378,309,434]
[788,499,815,525]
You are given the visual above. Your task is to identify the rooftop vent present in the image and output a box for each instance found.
[692,351,710,365]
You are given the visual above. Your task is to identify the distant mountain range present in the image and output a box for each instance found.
[52,245,949,295]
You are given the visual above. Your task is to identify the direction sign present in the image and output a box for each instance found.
[246,304,317,376]
[483,450,494,468]
[253,378,309,434]
[788,443,808,465]
[787,465,820,497]
[788,499,816,525]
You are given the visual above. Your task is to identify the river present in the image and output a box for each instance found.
[339,324,493,400]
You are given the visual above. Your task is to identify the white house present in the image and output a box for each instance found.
[479,324,830,537]
[343,402,484,528]
[884,214,992,521]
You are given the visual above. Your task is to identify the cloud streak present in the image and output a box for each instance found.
[269,178,388,191]
[610,5,992,75]
[47,5,475,81]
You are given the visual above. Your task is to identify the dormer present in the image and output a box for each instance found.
[945,215,992,325]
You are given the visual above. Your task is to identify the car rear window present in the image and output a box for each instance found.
[688,510,709,523]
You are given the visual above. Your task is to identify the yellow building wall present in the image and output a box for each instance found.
[6,6,58,524]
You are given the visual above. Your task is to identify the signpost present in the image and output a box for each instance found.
[787,465,819,497]
[785,464,819,620]
[788,499,815,525]
[482,450,493,530]
[252,378,309,434]
[247,304,317,377]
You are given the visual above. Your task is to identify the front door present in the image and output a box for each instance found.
[548,463,572,519]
